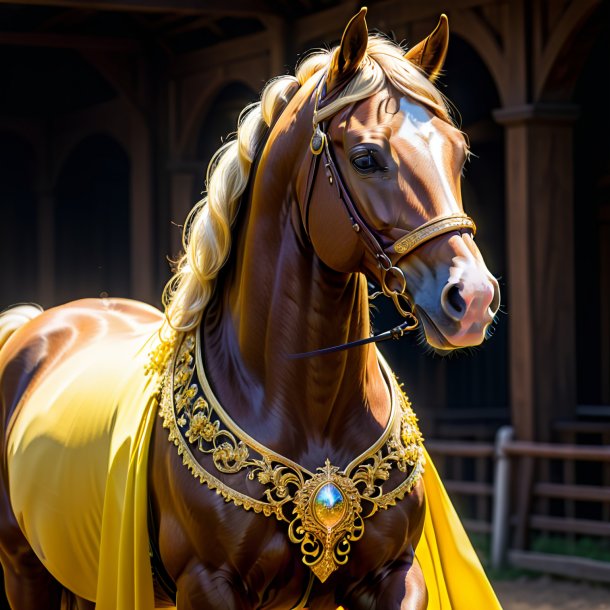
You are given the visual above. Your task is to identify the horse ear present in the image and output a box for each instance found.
[405,14,449,81]
[326,7,369,93]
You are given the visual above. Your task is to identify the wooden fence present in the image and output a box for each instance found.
[426,428,610,583]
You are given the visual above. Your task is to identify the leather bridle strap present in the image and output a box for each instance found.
[291,77,477,358]
[318,129,477,285]
[288,318,415,360]
[321,129,393,273]
[304,84,477,305]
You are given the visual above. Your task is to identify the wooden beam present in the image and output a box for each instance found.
[127,14,173,55]
[369,0,497,23]
[292,0,498,48]
[148,13,189,30]
[504,441,610,461]
[169,30,268,77]
[0,0,273,16]
[0,31,139,51]
[461,519,492,534]
[443,480,494,496]
[165,16,222,38]
[533,482,610,503]
[528,515,610,537]
[36,8,94,31]
[425,440,494,458]
[509,551,610,584]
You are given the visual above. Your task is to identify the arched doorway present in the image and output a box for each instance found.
[193,82,258,202]
[0,132,38,307]
[54,134,130,304]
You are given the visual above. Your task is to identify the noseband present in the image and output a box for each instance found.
[293,77,476,359]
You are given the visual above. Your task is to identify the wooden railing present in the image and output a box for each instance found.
[426,429,610,583]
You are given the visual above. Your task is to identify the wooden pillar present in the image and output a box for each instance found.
[262,16,288,77]
[494,104,579,441]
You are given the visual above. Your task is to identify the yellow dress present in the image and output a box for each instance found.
[6,322,501,609]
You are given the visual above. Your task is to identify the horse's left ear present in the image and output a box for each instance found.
[405,14,449,81]
[326,7,368,93]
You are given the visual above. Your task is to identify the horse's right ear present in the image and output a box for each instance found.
[405,14,449,81]
[326,7,368,93]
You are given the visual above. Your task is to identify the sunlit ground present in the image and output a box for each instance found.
[493,576,610,610]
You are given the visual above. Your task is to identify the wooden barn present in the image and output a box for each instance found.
[0,0,608,585]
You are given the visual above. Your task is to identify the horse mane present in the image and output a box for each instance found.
[162,35,450,335]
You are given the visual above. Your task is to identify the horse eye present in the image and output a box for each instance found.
[352,152,379,174]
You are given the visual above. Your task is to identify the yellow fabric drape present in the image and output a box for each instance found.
[7,325,161,609]
[416,448,502,609]
[7,323,500,609]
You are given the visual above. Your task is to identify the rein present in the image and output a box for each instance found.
[293,76,476,359]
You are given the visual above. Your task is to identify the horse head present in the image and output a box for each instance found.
[299,9,500,352]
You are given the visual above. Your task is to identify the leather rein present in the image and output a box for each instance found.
[291,78,476,359]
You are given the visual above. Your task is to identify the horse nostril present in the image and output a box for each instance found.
[447,285,464,313]
[441,284,466,321]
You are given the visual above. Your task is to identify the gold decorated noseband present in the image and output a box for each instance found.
[391,213,476,256]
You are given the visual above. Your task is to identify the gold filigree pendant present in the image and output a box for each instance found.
[289,460,364,582]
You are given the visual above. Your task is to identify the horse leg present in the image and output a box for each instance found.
[0,546,64,609]
[0,442,64,610]
[0,512,94,610]
[341,552,428,610]
[0,511,64,608]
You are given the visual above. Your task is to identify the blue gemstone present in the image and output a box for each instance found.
[313,483,345,528]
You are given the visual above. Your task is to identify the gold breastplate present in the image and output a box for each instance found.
[157,332,424,583]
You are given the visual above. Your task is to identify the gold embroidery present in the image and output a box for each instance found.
[158,332,424,582]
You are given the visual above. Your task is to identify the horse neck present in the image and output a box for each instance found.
[201,93,391,466]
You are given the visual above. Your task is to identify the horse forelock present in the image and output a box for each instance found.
[162,34,451,339]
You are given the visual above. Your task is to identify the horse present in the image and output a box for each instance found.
[0,9,501,610]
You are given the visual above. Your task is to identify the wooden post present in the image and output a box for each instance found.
[493,104,579,442]
[492,425,513,569]
[262,15,288,78]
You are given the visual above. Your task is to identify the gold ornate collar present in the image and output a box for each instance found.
[158,332,425,582]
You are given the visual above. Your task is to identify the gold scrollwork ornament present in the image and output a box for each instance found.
[157,332,425,583]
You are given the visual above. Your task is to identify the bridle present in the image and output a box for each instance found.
[291,75,476,359]
[295,77,477,356]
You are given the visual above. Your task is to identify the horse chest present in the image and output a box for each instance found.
[158,475,419,609]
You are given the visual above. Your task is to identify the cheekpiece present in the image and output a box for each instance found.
[158,332,425,582]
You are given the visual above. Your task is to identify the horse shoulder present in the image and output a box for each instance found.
[0,298,162,427]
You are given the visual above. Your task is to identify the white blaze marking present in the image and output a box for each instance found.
[397,98,460,214]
